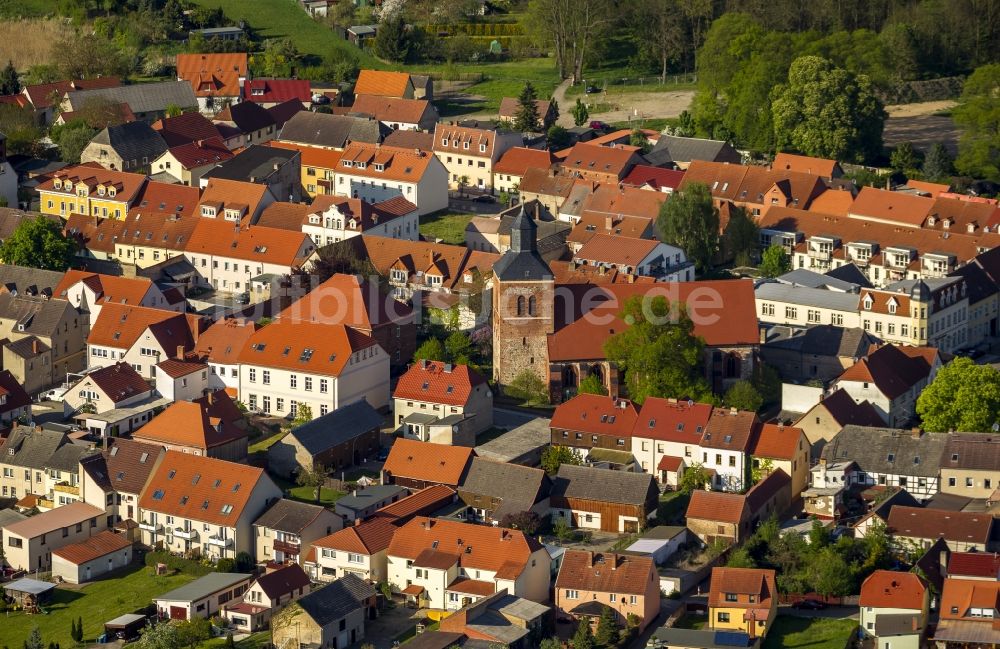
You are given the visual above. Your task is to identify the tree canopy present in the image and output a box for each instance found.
[0,216,75,271]
[954,64,1000,181]
[772,55,886,163]
[916,357,1000,432]
[513,81,540,132]
[758,244,791,278]
[603,295,712,405]
[656,182,719,274]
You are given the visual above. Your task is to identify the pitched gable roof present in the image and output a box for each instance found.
[138,451,274,526]
[152,111,225,147]
[821,426,947,478]
[860,570,927,610]
[836,344,934,399]
[55,270,155,306]
[80,437,162,495]
[458,457,548,519]
[277,111,387,148]
[772,152,840,178]
[81,362,151,402]
[354,70,413,98]
[494,147,555,177]
[88,303,198,351]
[387,517,543,574]
[253,563,311,600]
[750,424,802,461]
[176,53,247,98]
[254,498,328,534]
[383,438,474,486]
[134,390,245,451]
[285,400,383,456]
[803,388,884,427]
[887,506,995,545]
[686,489,747,524]
[709,567,776,609]
[849,187,935,227]
[551,464,657,507]
[633,398,713,443]
[550,394,639,436]
[243,79,310,104]
[194,318,258,365]
[348,94,434,125]
[313,517,398,554]
[556,550,655,595]
[235,321,378,376]
[294,574,375,626]
[393,360,487,407]
[277,273,413,328]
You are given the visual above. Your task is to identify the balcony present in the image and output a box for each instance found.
[53,483,80,496]
[139,520,163,533]
[808,248,832,261]
[207,535,234,548]
[37,498,55,510]
[174,528,199,540]
[273,539,301,556]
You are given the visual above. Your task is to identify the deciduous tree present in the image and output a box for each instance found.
[414,338,445,361]
[916,357,1000,432]
[577,374,607,396]
[0,216,75,271]
[571,98,589,127]
[758,244,791,278]
[723,380,763,413]
[954,63,1000,180]
[722,205,758,266]
[540,445,581,475]
[656,182,719,274]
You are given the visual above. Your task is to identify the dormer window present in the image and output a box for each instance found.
[441,138,448,146]
[108,188,116,197]
[887,300,897,314]
[357,161,366,169]
[342,160,353,167]
[863,296,872,310]
[97,186,106,196]
[463,142,469,150]
[374,163,384,171]
[201,206,216,217]
[479,144,486,153]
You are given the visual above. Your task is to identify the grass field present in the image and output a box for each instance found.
[248,429,286,455]
[200,631,272,649]
[0,0,55,17]
[188,0,379,66]
[420,210,476,245]
[762,616,858,649]
[0,565,194,648]
[287,484,345,505]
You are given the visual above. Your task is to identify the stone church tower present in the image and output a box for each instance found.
[492,205,555,396]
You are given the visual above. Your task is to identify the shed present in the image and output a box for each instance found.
[622,526,689,565]
[3,578,56,608]
[51,530,133,584]
[104,613,147,642]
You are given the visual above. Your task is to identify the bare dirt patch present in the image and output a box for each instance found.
[884,101,960,155]
[0,19,73,71]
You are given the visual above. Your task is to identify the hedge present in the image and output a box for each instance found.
[422,23,523,37]
[143,551,215,577]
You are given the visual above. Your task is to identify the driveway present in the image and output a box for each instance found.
[494,406,538,430]
[351,604,424,649]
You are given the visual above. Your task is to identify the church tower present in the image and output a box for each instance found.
[492,205,555,398]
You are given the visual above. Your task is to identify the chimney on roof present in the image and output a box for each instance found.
[354,517,362,527]
[586,550,594,567]
[31,339,38,354]
[611,554,619,570]
[176,345,185,360]
[911,427,923,439]
[207,391,214,405]
[730,407,737,415]
[605,216,613,231]
[443,363,453,373]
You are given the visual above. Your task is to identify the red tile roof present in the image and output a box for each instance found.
[244,79,310,104]
[574,234,663,267]
[750,423,802,461]
[633,398,712,443]
[134,390,245,451]
[701,408,759,452]
[860,570,927,610]
[354,70,413,98]
[0,370,30,415]
[948,552,1000,579]
[621,165,685,191]
[277,273,413,329]
[235,321,378,377]
[550,394,639,437]
[805,388,885,428]
[709,567,776,610]
[51,530,131,564]
[657,455,683,471]
[556,550,656,595]
[349,94,432,125]
[560,143,640,178]
[388,517,542,575]
[138,451,272,526]
[133,180,202,218]
[383,438,474,487]
[176,53,247,98]
[167,137,233,170]
[23,77,122,109]
[55,270,155,306]
[253,563,311,600]
[88,304,198,351]
[939,578,1000,623]
[152,112,225,147]
[313,517,398,555]
[373,484,457,523]
[269,140,343,170]
[194,318,258,365]
[393,361,487,407]
[338,142,438,183]
[39,164,146,205]
[686,489,747,524]
[157,358,208,379]
[185,219,313,266]
[849,187,934,227]
[772,153,839,178]
[493,147,555,177]
[836,344,934,400]
[84,362,151,402]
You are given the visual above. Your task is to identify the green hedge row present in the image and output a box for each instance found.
[422,23,523,37]
[143,551,215,577]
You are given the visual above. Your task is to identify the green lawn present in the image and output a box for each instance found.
[416,57,563,113]
[656,490,690,526]
[673,615,708,630]
[249,429,286,455]
[762,616,858,649]
[287,485,345,505]
[187,0,379,66]
[420,210,476,245]
[0,0,56,17]
[566,79,697,96]
[200,631,272,649]
[0,564,195,648]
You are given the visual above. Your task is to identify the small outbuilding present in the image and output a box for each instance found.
[51,530,133,584]
[104,613,148,642]
[3,578,56,610]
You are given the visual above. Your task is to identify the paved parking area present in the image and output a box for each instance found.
[352,604,425,649]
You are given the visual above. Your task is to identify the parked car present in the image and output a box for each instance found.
[792,599,828,610]
[590,120,610,131]
[585,85,600,94]
[472,194,496,204]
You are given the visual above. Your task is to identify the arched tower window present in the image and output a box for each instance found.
[528,295,537,317]
[516,295,526,316]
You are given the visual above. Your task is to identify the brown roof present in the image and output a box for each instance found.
[939,577,1000,622]
[849,187,935,227]
[498,97,552,122]
[567,212,655,246]
[686,489,748,524]
[4,502,105,539]
[942,433,1000,472]
[494,147,555,177]
[926,195,1000,232]
[152,112,225,147]
[387,517,542,575]
[157,358,207,379]
[133,180,202,219]
[167,137,233,170]
[176,53,247,98]
[573,234,662,267]
[948,552,1000,579]
[750,423,802,461]
[708,567,776,609]
[518,167,581,199]
[278,274,414,328]
[547,280,759,362]
[88,303,198,351]
[836,344,934,400]
[253,563,311,599]
[83,362,151,402]
[269,140,343,171]
[887,506,995,545]
[353,70,413,98]
[383,438,474,486]
[860,570,927,610]
[351,236,498,292]
[382,129,435,151]
[681,160,827,210]
[39,164,145,205]
[556,550,656,595]
[393,360,487,407]
[55,270,155,306]
[701,408,759,452]
[805,388,888,428]
[349,94,433,125]
[313,517,398,555]
[372,484,456,523]
[582,183,667,220]
[51,530,132,564]
[138,451,272,526]
[433,124,503,158]
[23,76,121,109]
[235,321,378,376]
[632,398,713,443]
[81,437,163,495]
[256,201,309,231]
[772,153,840,177]
[198,178,272,222]
[134,390,245,451]
[194,318,258,365]
[550,394,639,437]
[560,143,640,178]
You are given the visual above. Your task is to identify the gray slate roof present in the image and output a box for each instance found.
[551,464,657,506]
[286,399,382,456]
[201,144,297,184]
[777,268,860,292]
[335,484,407,513]
[154,573,250,603]
[67,81,197,115]
[645,135,741,167]
[296,573,374,626]
[825,263,873,289]
[0,426,82,471]
[0,293,76,338]
[458,457,549,519]
[0,264,65,296]
[762,324,877,358]
[475,417,551,463]
[254,498,326,533]
[755,281,861,311]
[278,111,388,148]
[821,426,948,478]
[90,121,167,164]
